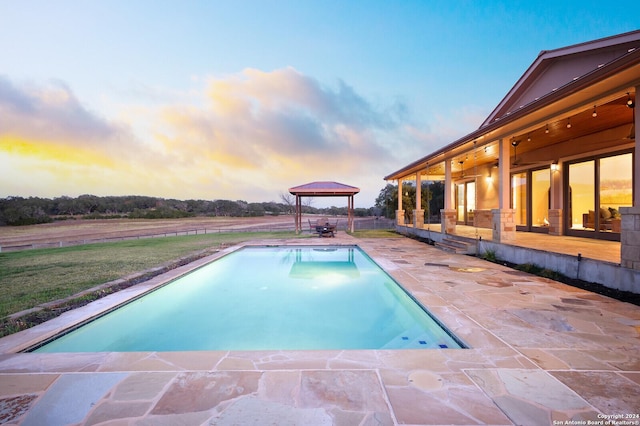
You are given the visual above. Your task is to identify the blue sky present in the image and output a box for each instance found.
[1,1,638,207]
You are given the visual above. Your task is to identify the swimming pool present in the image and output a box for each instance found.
[33,245,464,352]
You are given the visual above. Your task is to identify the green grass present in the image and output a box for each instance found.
[0,231,303,321]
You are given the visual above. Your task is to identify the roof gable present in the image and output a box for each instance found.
[482,30,640,127]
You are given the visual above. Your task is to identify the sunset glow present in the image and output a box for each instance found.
[0,2,636,206]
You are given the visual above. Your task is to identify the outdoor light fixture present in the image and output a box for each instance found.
[486,169,493,183]
[551,162,559,172]
[627,92,635,108]
[592,105,597,117]
[566,117,572,128]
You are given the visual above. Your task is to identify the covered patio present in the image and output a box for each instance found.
[385,30,640,293]
[289,181,360,234]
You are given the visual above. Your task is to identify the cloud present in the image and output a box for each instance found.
[0,69,434,206]
[0,76,121,145]
[157,68,411,176]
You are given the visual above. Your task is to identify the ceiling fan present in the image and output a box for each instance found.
[511,139,521,165]
[510,138,551,167]
[458,160,483,178]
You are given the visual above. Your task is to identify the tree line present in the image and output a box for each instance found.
[0,181,445,226]
[0,194,380,226]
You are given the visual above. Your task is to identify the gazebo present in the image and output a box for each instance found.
[289,181,360,234]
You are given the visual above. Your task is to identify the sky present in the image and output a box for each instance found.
[1,1,638,208]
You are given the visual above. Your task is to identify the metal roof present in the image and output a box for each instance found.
[289,181,360,196]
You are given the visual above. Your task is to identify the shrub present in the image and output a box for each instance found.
[482,249,497,262]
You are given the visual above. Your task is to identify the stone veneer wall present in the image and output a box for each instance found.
[620,206,640,271]
[492,209,516,242]
[474,210,493,229]
[441,209,456,234]
[413,209,424,228]
[548,209,563,236]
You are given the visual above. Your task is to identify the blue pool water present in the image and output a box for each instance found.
[33,246,464,352]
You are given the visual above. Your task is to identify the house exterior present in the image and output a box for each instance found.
[384,30,640,278]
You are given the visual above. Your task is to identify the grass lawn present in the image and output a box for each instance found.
[0,231,305,322]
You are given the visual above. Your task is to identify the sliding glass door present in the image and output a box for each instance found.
[456,181,476,225]
[511,168,550,232]
[567,151,631,240]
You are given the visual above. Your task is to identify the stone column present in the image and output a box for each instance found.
[548,209,563,236]
[444,160,454,210]
[396,179,404,225]
[441,209,456,234]
[442,161,455,234]
[413,210,424,228]
[413,171,424,228]
[492,208,516,242]
[620,206,640,271]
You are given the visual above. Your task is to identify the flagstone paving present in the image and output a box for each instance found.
[0,233,638,425]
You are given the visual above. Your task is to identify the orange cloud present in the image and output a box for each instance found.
[0,136,117,169]
[0,70,426,205]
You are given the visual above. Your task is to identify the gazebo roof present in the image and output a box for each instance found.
[289,181,360,197]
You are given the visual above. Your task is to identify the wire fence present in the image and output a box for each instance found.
[0,217,396,253]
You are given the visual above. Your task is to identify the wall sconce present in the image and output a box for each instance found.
[545,124,549,134]
[592,105,597,117]
[485,168,493,183]
[566,117,572,128]
[550,162,559,172]
[627,92,635,108]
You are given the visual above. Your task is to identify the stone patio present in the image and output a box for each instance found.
[0,233,638,425]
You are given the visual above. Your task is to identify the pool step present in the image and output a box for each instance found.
[435,238,476,255]
[382,328,452,349]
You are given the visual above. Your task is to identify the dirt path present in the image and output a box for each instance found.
[0,216,301,249]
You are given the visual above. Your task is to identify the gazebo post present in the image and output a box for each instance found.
[295,195,301,234]
[348,194,354,233]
